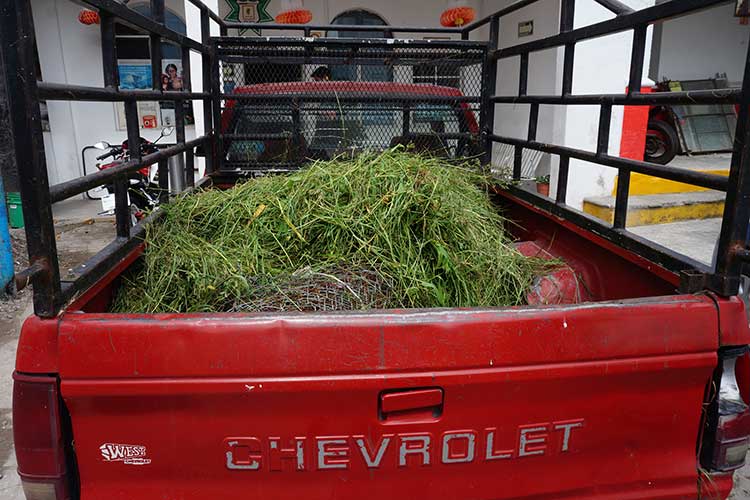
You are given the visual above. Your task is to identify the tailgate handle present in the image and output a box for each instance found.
[380,388,444,421]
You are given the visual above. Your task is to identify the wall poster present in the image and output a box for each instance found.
[115,59,194,130]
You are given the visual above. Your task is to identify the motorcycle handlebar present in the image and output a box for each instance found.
[96,148,121,161]
[95,138,156,162]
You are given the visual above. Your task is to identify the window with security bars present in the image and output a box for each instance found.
[223,102,480,164]
[413,64,461,88]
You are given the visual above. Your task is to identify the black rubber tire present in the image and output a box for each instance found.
[645,119,679,165]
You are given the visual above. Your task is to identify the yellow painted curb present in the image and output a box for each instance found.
[583,199,725,226]
[612,169,729,196]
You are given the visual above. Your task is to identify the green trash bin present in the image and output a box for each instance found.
[6,192,23,229]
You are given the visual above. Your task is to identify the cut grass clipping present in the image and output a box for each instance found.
[112,148,550,313]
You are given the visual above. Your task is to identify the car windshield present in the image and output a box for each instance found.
[225,101,471,164]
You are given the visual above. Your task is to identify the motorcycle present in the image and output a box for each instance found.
[92,126,174,225]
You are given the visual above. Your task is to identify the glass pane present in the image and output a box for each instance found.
[411,104,460,134]
[228,107,294,162]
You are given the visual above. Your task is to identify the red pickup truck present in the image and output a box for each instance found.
[219,81,482,167]
[5,0,750,499]
[13,191,750,499]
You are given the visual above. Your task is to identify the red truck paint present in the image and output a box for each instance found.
[14,192,750,499]
[619,86,652,162]
[221,81,480,134]
[49,300,723,499]
[515,241,587,305]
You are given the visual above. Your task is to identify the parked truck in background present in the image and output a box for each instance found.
[4,0,750,499]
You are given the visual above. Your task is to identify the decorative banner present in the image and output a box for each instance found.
[78,9,100,25]
[440,1,475,27]
[275,0,311,24]
[224,0,273,35]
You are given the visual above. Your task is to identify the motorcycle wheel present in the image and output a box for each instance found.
[645,120,679,165]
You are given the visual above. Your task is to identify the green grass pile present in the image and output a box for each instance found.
[112,148,547,313]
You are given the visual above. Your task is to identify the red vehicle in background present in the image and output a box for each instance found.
[645,100,680,164]
[645,78,739,164]
[219,81,482,167]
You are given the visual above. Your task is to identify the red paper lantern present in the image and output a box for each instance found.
[440,6,475,27]
[275,9,313,24]
[78,9,100,25]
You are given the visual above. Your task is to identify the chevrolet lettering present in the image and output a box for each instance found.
[224,420,585,471]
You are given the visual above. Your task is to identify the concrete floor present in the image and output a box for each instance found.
[617,153,730,266]
[631,217,720,266]
[668,152,732,171]
[52,196,113,224]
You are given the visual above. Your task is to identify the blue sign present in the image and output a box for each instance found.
[118,62,152,90]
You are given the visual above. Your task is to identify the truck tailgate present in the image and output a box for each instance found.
[58,295,719,499]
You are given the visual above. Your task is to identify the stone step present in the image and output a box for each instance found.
[582,190,725,226]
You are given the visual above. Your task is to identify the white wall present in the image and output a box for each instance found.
[220,0,481,36]
[205,0,638,210]
[186,0,219,178]
[31,0,92,186]
[651,2,748,85]
[489,0,562,178]
[476,0,655,209]
[466,0,656,210]
[31,0,200,186]
[31,0,654,210]
[557,0,654,210]
[560,0,624,209]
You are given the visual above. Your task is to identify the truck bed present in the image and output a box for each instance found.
[15,192,747,499]
[7,1,750,497]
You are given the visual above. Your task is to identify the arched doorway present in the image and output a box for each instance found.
[328,10,392,82]
[329,9,389,38]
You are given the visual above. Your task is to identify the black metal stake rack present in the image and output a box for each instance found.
[0,0,748,318]
[480,0,750,296]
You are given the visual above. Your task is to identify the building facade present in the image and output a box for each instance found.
[31,0,665,209]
